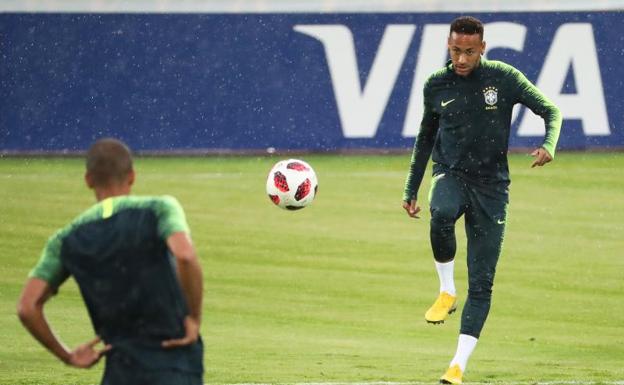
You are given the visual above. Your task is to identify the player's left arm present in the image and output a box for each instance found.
[530,147,552,168]
[513,68,562,167]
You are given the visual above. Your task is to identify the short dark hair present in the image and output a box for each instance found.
[450,16,484,40]
[86,138,133,187]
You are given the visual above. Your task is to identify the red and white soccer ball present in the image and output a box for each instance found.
[266,159,318,210]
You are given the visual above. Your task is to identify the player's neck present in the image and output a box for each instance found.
[94,185,131,202]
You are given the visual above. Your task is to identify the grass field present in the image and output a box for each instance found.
[0,153,623,385]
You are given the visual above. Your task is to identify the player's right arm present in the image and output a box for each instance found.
[162,231,203,348]
[17,234,110,367]
[402,199,421,219]
[156,196,204,349]
[403,79,439,218]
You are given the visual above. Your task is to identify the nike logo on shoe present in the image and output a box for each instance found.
[497,219,505,224]
[441,99,455,107]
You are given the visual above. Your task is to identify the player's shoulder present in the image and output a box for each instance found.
[427,66,451,80]
[44,227,68,252]
[130,196,187,219]
[424,64,452,85]
[59,201,105,237]
[148,195,182,209]
[483,59,523,77]
[423,64,453,95]
[43,205,97,251]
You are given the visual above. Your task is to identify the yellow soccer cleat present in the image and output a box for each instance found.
[440,364,463,384]
[425,291,457,324]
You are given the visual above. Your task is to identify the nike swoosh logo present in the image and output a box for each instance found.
[441,99,455,107]
[497,219,506,225]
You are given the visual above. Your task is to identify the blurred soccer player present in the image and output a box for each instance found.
[17,138,204,385]
[402,16,561,384]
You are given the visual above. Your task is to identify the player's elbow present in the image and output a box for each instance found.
[174,248,199,265]
[549,104,562,121]
[167,232,199,265]
[16,299,38,325]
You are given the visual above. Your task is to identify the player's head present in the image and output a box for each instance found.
[85,138,135,193]
[448,16,486,77]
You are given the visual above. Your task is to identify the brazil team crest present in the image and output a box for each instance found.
[483,86,498,110]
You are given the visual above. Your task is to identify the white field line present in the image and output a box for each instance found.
[78,380,609,385]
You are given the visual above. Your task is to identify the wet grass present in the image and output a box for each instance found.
[0,153,622,384]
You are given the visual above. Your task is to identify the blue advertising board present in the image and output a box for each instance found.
[0,12,622,152]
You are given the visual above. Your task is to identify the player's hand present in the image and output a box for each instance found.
[530,147,553,168]
[67,336,111,368]
[402,199,421,219]
[162,316,200,349]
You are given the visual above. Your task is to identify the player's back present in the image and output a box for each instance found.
[31,195,202,371]
[52,195,204,372]
[60,196,187,344]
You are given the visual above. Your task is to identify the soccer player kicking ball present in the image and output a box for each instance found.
[17,138,204,385]
[402,16,561,384]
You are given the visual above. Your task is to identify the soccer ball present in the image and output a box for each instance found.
[266,159,318,210]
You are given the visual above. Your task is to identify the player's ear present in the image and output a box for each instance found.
[85,172,95,189]
[481,40,486,55]
[127,169,135,187]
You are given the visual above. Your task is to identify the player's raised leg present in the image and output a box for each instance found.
[425,174,466,324]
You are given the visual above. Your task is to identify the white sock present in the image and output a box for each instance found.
[450,334,478,372]
[435,260,456,296]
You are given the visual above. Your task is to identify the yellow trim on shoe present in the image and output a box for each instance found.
[440,364,463,384]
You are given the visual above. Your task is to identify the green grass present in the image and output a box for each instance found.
[0,153,623,384]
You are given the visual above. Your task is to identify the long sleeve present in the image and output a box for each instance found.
[403,84,439,202]
[514,70,562,157]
